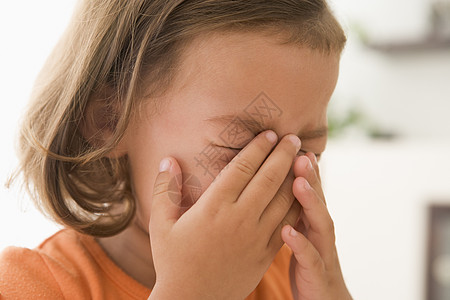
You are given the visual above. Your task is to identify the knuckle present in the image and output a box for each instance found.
[234,157,256,176]
[261,168,279,185]
[276,188,294,207]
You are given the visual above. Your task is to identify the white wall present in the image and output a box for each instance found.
[0,1,77,249]
[321,138,450,300]
[330,0,450,139]
[327,1,450,299]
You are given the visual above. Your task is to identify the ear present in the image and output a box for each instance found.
[79,87,128,158]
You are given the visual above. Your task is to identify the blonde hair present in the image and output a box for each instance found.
[14,0,346,237]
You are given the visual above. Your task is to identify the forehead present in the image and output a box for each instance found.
[166,31,340,134]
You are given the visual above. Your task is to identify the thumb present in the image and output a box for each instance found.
[150,157,183,235]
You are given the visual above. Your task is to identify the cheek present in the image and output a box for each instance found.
[132,158,222,224]
[168,147,238,212]
[128,160,159,230]
[130,132,237,225]
[174,154,231,208]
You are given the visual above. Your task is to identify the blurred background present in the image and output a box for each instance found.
[0,1,449,299]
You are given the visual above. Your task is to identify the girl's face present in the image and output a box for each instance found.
[122,32,340,232]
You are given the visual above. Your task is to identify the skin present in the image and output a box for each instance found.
[96,31,351,299]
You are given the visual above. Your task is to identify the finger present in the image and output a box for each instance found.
[293,177,335,257]
[259,167,295,228]
[293,155,325,201]
[294,208,308,235]
[281,225,324,280]
[267,199,302,254]
[150,157,183,236]
[201,130,277,205]
[239,134,300,218]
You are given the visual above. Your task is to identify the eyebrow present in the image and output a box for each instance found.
[204,114,328,140]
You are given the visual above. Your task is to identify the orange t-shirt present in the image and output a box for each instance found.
[0,229,293,299]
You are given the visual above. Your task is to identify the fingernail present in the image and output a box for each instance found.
[289,135,301,152]
[265,130,277,143]
[159,158,171,172]
[289,226,298,237]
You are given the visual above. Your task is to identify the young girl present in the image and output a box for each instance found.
[0,0,352,299]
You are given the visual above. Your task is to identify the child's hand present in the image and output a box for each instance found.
[149,131,301,300]
[281,153,352,300]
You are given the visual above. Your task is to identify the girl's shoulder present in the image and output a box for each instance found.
[0,230,74,299]
[0,229,150,299]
